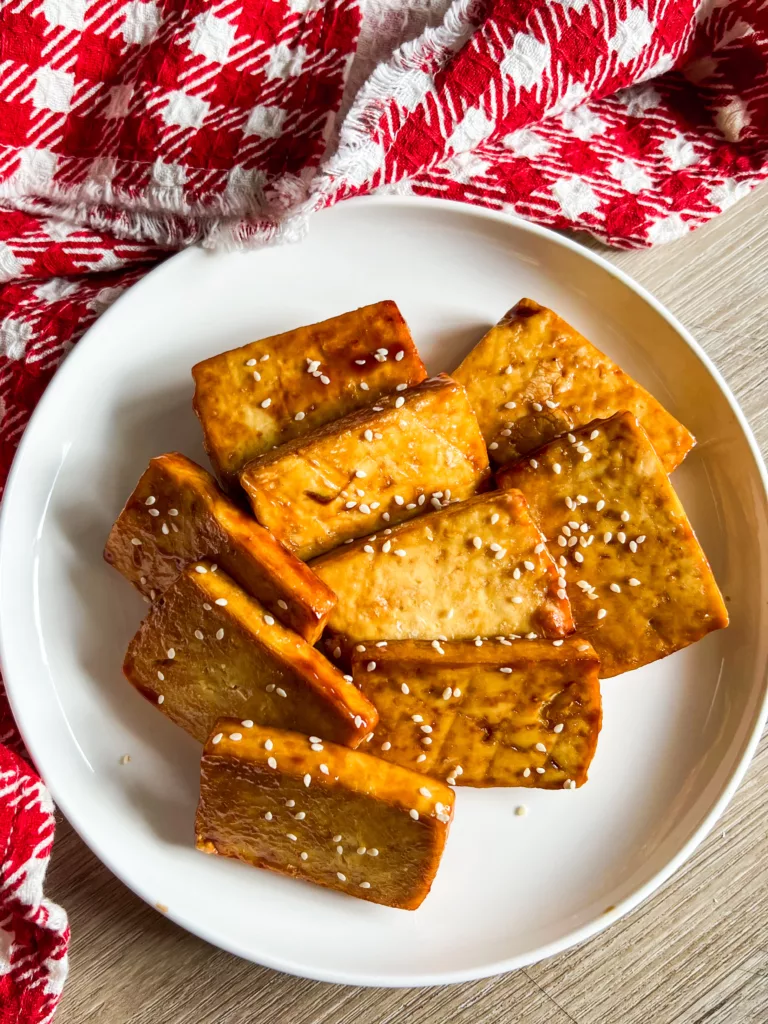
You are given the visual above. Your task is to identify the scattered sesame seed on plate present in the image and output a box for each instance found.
[515,805,528,816]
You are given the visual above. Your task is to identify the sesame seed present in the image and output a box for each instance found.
[583,453,592,462]
[419,787,432,798]
[597,608,607,619]
[500,667,512,674]
[491,513,500,525]
[621,510,630,522]
[131,538,142,546]
[504,401,516,409]
[532,402,543,411]
[628,577,641,587]
[637,535,646,543]
[320,375,330,385]
[260,354,269,362]
[523,767,531,777]
[515,805,528,817]
[530,459,538,468]
[604,532,613,543]
[565,496,574,509]
[336,845,344,855]
[265,739,273,750]
[512,595,523,604]
[401,683,409,694]
[553,463,562,474]
[409,809,419,820]
[535,742,547,752]
[216,628,224,640]
[364,430,373,442]
[382,741,391,751]
[558,536,567,547]
[553,639,564,647]
[535,767,545,774]
[534,543,546,554]
[148,508,160,517]
[275,687,287,698]
[610,583,621,593]
[311,743,323,752]
[261,398,271,408]
[557,589,567,599]
[617,532,626,544]
[295,411,305,421]
[252,370,261,382]
[395,350,405,361]
[574,551,584,563]
[266,683,275,692]
[395,397,405,408]
[215,598,227,606]
[568,536,578,547]
[577,495,588,504]
[596,500,606,512]
[264,614,275,625]
[395,549,407,557]
[300,851,308,860]
[232,733,244,743]
[360,382,369,390]
[366,661,376,672]
[277,600,288,612]
[442,687,453,700]
[545,399,559,409]
[286,833,298,842]
[417,754,427,763]
[422,737,432,745]
[337,872,347,882]
[576,445,589,455]
[194,630,204,640]
[554,723,564,734]
[513,568,521,580]
[319,764,329,775]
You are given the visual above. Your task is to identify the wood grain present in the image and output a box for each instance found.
[48,186,768,1024]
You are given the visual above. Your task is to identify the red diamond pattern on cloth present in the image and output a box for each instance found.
[0,1,766,1020]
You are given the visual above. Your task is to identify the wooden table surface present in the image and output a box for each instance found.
[49,189,768,1024]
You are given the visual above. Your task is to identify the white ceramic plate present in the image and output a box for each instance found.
[2,197,767,986]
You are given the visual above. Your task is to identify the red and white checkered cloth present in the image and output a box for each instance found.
[0,0,766,1019]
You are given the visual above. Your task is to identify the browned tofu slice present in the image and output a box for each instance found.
[103,452,335,644]
[352,637,601,788]
[452,298,694,472]
[497,412,728,677]
[195,720,453,909]
[239,375,490,560]
[311,490,573,645]
[123,562,376,745]
[192,301,427,489]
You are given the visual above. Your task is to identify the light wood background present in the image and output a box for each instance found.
[48,188,768,1024]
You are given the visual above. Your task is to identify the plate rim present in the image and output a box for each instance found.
[2,194,767,986]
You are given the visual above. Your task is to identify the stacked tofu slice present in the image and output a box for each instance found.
[106,297,727,909]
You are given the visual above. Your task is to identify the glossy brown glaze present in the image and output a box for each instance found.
[123,562,376,745]
[352,637,601,788]
[103,452,335,643]
[195,720,453,909]
[239,375,490,560]
[192,301,427,489]
[497,412,728,677]
[311,490,573,644]
[452,298,695,472]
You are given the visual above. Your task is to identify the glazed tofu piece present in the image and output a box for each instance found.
[352,637,601,788]
[239,375,490,560]
[192,301,427,489]
[123,562,376,745]
[195,720,453,909]
[311,490,573,645]
[103,452,335,644]
[497,412,728,677]
[452,298,694,472]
